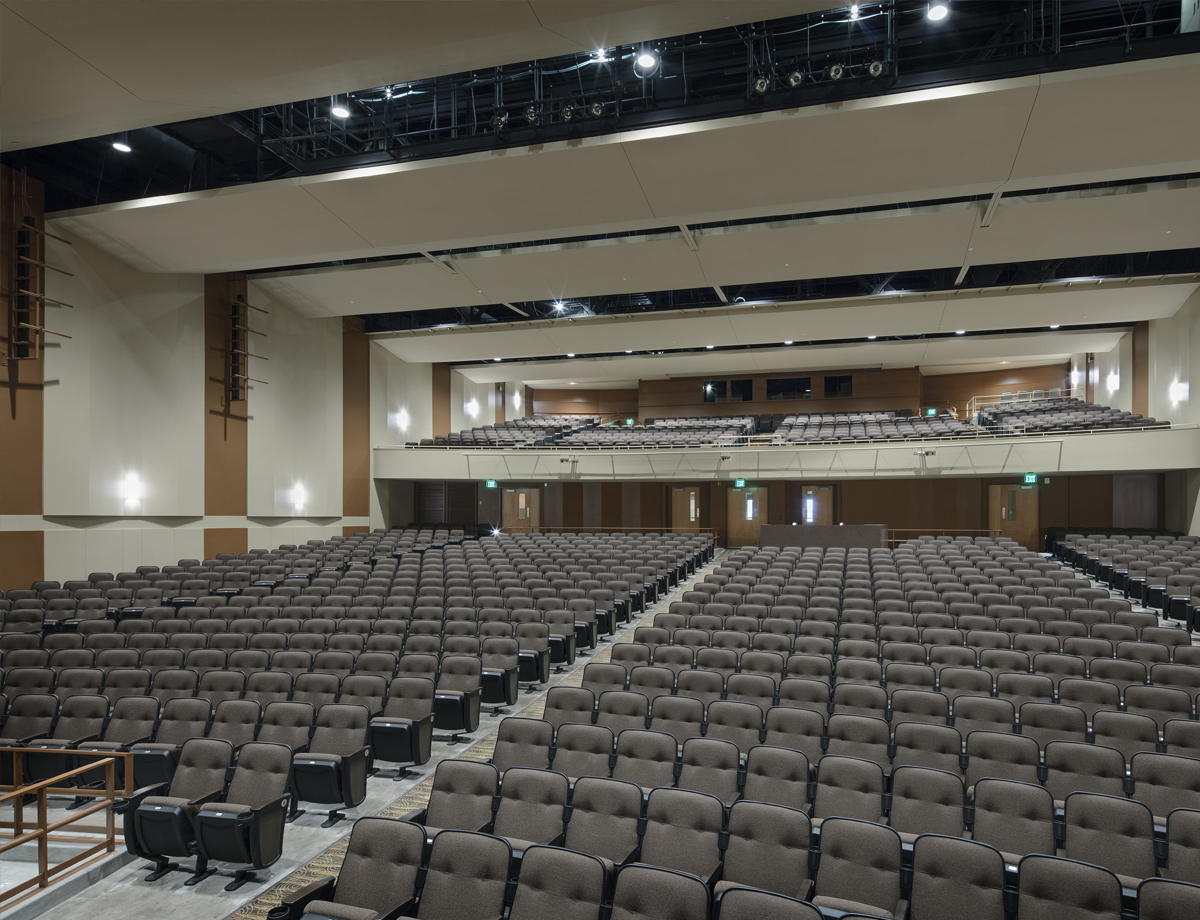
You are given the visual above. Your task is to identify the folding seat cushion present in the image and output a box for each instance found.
[1137,878,1200,920]
[562,776,642,870]
[717,800,813,899]
[1062,792,1156,889]
[640,787,724,885]
[972,778,1055,864]
[812,818,906,919]
[609,864,710,920]
[1016,854,1122,920]
[415,830,511,920]
[909,834,1005,920]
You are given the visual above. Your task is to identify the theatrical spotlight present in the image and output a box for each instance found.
[786,70,804,88]
[490,111,508,131]
[829,63,845,80]
[752,76,769,95]
[560,104,575,122]
[868,60,885,77]
[928,2,949,21]
[588,100,604,117]
[524,105,539,125]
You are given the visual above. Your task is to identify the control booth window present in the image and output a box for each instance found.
[703,380,727,403]
[766,377,812,400]
[824,374,853,398]
[730,379,753,402]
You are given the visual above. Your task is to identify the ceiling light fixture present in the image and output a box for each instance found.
[706,345,714,349]
[786,70,803,87]
[850,4,860,19]
[927,2,949,20]
[955,330,966,335]
[829,63,845,80]
[567,353,575,357]
[867,60,885,77]
[784,340,793,345]
[588,101,604,117]
[524,105,538,124]
[112,132,132,153]
[625,350,632,354]
[330,96,350,118]
[553,302,564,312]
[493,357,502,362]
[868,335,877,340]
[569,381,576,385]
[490,112,507,130]
[560,104,575,122]
[636,50,658,69]
[1049,324,1060,329]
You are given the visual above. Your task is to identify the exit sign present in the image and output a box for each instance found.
[735,479,746,488]
[1023,473,1038,484]
[627,418,635,425]
[926,408,938,417]
[485,480,497,488]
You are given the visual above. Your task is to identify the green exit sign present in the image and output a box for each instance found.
[1024,473,1038,484]
[485,480,497,489]
[626,418,635,426]
[735,479,746,488]
[926,408,938,417]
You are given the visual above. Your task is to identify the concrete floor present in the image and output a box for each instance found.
[4,549,721,920]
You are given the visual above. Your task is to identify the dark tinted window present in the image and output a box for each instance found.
[703,380,727,403]
[766,377,812,400]
[824,375,853,398]
[730,379,753,402]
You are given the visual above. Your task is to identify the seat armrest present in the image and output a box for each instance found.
[265,876,336,920]
[399,807,427,824]
[894,898,910,920]
[379,899,417,920]
[16,732,51,745]
[113,781,168,813]
[68,732,104,747]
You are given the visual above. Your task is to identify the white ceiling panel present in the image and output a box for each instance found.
[251,259,493,318]
[453,234,709,304]
[696,204,979,288]
[937,283,1195,334]
[1010,55,1200,187]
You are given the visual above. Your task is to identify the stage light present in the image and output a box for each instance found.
[636,51,657,69]
[112,134,132,153]
[331,97,350,118]
[561,104,574,122]
[928,2,949,20]
[868,60,884,77]
[524,105,538,124]
[829,63,845,80]
[850,4,860,19]
[752,76,769,95]
[588,101,603,117]
[490,112,507,130]
[786,70,803,87]
[553,301,564,312]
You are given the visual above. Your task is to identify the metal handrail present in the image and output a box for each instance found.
[0,748,134,909]
[966,386,1087,418]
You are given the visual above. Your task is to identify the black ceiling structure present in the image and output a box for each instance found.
[5,1,1194,213]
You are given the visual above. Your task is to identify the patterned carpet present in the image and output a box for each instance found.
[224,648,598,920]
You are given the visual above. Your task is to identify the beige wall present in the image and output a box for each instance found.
[1149,286,1199,425]
[369,342,433,528]
[450,369,494,435]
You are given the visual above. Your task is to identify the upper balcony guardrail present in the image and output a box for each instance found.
[966,386,1088,419]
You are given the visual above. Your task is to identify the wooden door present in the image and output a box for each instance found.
[502,487,540,533]
[671,486,701,533]
[799,484,835,525]
[727,485,766,547]
[988,483,1039,551]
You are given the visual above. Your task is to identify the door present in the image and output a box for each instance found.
[988,483,1039,551]
[671,486,701,533]
[727,485,766,546]
[798,484,834,525]
[502,487,540,533]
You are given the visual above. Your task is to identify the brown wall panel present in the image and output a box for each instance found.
[415,482,445,524]
[581,483,603,528]
[561,483,584,529]
[1,166,45,515]
[921,364,1068,413]
[204,273,248,516]
[767,482,786,526]
[600,483,622,528]
[1039,476,1070,534]
[343,525,369,537]
[640,483,665,530]
[431,363,451,436]
[445,481,477,524]
[342,317,370,517]
[1112,473,1159,529]
[1132,322,1149,417]
[530,388,638,418]
[541,482,563,529]
[1067,474,1114,529]
[0,530,43,592]
[204,527,248,559]
[621,483,641,528]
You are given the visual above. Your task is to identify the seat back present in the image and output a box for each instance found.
[722,800,811,899]
[910,834,1006,920]
[815,817,902,916]
[492,766,568,845]
[418,830,511,920]
[223,741,292,807]
[309,703,368,756]
[1015,854,1122,920]
[425,760,498,832]
[168,737,234,800]
[563,776,642,865]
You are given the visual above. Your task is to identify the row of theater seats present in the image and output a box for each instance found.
[302,759,1200,920]
[411,414,598,448]
[772,412,973,443]
[978,396,1168,433]
[553,418,754,449]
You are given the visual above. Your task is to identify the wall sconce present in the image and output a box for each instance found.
[466,399,479,417]
[1169,380,1189,403]
[1106,373,1119,393]
[289,483,307,512]
[121,473,142,508]
[392,408,409,431]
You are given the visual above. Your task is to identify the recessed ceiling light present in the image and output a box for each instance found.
[1049,324,1060,329]
[493,357,501,362]
[927,2,949,20]
[569,381,575,385]
[636,51,657,69]
[784,340,793,345]
[331,104,350,118]
[566,353,575,358]
[868,335,877,340]
[955,330,966,335]
[112,140,132,152]
[706,345,714,350]
[625,350,632,354]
